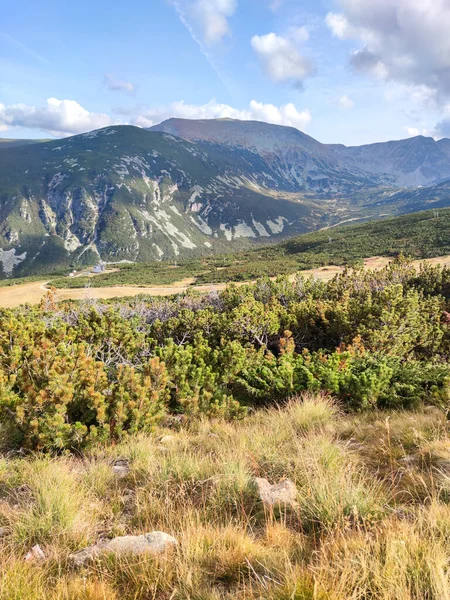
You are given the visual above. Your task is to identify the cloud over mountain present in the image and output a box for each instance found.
[326,0,450,102]
[251,32,315,87]
[0,97,312,137]
[130,99,312,131]
[0,98,113,136]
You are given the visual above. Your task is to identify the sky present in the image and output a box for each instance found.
[1,0,450,145]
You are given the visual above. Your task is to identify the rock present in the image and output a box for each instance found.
[112,459,130,478]
[25,544,46,562]
[70,531,178,567]
[159,435,176,446]
[0,527,7,538]
[255,478,299,509]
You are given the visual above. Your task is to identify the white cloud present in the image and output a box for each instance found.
[131,99,312,131]
[338,95,354,109]
[403,126,419,137]
[248,100,312,130]
[173,0,237,45]
[326,0,450,102]
[0,97,312,137]
[270,0,283,12]
[0,98,114,136]
[325,12,349,40]
[192,0,237,44]
[384,83,438,107]
[251,32,315,86]
[104,74,135,94]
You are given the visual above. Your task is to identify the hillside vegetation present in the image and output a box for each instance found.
[45,207,450,289]
[3,119,450,277]
[1,257,450,450]
[1,259,450,596]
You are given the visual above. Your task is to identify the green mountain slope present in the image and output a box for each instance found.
[44,207,450,289]
[2,118,450,279]
[0,123,384,278]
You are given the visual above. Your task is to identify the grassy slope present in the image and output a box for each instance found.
[1,396,450,598]
[42,207,450,288]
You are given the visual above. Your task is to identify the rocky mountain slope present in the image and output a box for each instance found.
[329,136,450,187]
[1,118,450,278]
[150,118,390,192]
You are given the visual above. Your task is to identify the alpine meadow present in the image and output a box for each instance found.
[4,1,450,599]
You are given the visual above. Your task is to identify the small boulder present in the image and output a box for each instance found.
[25,544,46,562]
[70,531,178,567]
[112,459,130,478]
[159,435,176,446]
[255,478,299,509]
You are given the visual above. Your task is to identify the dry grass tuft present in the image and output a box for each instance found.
[0,395,449,599]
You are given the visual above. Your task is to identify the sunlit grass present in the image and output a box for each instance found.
[0,396,449,599]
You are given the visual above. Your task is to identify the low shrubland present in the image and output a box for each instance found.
[1,258,450,450]
[2,257,450,596]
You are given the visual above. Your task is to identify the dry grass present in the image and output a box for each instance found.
[0,395,450,598]
[3,254,450,308]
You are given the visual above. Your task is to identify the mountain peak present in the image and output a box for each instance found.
[150,117,321,154]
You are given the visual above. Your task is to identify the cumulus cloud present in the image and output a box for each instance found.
[248,100,312,130]
[326,0,450,102]
[251,32,315,87]
[403,126,420,137]
[129,99,312,131]
[192,0,237,44]
[0,98,114,136]
[1,97,312,137]
[173,0,237,45]
[338,95,354,109]
[104,74,135,94]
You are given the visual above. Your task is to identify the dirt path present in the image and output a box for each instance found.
[1,255,450,309]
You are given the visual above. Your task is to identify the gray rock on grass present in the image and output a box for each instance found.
[255,477,299,508]
[70,531,178,567]
[112,459,130,478]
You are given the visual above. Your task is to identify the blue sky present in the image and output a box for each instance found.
[1,0,449,144]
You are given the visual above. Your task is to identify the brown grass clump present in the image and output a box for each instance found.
[0,395,450,599]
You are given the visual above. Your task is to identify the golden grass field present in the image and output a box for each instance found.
[2,255,450,309]
[2,395,450,599]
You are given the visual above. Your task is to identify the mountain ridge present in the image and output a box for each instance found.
[1,118,450,278]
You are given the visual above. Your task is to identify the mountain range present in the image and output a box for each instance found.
[1,117,450,277]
